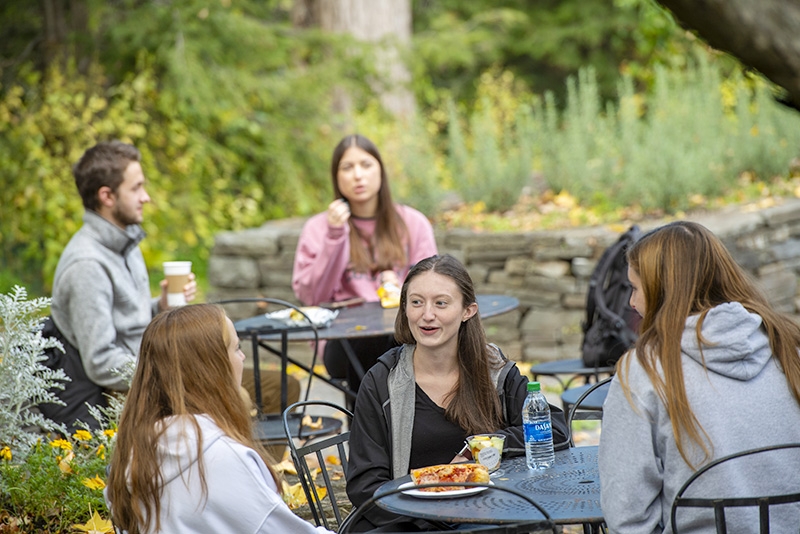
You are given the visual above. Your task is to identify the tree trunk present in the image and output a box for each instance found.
[293,0,416,119]
[656,0,800,111]
[40,0,67,68]
[40,0,90,73]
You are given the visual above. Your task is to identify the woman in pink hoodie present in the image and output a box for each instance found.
[292,134,438,392]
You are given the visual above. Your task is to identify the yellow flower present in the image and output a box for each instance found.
[0,446,11,461]
[82,475,106,491]
[50,439,72,451]
[103,429,116,439]
[73,430,93,442]
[96,444,106,460]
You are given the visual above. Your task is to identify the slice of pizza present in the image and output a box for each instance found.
[409,463,490,492]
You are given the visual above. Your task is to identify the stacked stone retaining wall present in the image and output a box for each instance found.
[208,199,800,363]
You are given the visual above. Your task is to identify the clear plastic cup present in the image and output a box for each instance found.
[466,433,505,472]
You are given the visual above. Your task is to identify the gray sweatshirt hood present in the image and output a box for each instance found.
[681,301,772,381]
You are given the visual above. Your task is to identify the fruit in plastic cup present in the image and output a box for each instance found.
[466,434,505,472]
[163,261,192,307]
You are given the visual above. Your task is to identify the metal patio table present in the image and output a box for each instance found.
[375,446,603,532]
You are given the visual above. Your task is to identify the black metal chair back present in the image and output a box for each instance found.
[282,400,354,531]
[670,443,800,533]
[338,482,556,534]
[216,297,320,410]
[564,376,613,447]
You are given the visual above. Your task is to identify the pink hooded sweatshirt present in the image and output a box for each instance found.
[292,204,437,306]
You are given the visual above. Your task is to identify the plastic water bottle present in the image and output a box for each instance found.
[523,381,554,469]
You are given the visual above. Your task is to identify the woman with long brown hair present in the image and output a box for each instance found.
[599,221,800,532]
[105,304,332,533]
[346,254,568,530]
[292,134,438,392]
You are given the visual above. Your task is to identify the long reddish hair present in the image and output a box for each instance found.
[107,304,279,533]
[620,221,800,467]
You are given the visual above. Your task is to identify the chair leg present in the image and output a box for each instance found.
[713,502,727,534]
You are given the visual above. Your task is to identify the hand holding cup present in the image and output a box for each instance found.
[162,261,195,308]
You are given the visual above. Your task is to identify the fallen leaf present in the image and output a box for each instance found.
[326,455,341,466]
[281,480,328,510]
[58,451,75,474]
[301,415,323,430]
[72,510,114,533]
[272,458,297,475]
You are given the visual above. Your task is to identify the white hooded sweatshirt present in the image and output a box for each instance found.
[599,302,800,533]
[108,414,332,533]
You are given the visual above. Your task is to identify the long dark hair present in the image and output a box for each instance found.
[330,134,408,274]
[395,254,504,434]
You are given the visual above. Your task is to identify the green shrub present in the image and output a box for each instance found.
[535,58,800,213]
[0,286,67,449]
[0,428,115,533]
[445,70,538,212]
[0,287,118,533]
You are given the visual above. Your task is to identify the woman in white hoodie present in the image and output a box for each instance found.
[106,304,332,534]
[599,221,800,533]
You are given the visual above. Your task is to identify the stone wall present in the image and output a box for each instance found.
[208,199,800,363]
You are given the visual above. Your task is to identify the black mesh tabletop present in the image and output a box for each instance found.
[375,446,603,526]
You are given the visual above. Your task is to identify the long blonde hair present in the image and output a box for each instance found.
[107,304,279,533]
[621,221,800,466]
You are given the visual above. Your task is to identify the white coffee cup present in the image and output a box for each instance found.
[163,261,192,307]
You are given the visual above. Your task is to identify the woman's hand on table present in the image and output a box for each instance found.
[451,442,473,463]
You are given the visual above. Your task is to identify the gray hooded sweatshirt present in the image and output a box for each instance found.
[599,302,800,533]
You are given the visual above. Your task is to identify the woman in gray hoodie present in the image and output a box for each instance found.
[599,221,800,533]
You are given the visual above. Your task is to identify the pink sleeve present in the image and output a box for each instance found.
[291,214,351,306]
[399,205,438,266]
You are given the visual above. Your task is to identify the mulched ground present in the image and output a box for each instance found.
[284,467,352,530]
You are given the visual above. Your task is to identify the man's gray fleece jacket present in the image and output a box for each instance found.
[51,211,158,390]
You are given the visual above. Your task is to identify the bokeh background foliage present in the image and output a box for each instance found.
[2,0,800,296]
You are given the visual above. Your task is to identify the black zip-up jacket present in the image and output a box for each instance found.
[345,345,568,530]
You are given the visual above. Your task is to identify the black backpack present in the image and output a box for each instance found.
[581,225,642,368]
[38,316,107,432]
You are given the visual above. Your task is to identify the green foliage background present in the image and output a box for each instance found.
[1,0,800,297]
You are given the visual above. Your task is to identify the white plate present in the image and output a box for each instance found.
[398,480,493,499]
[264,307,338,328]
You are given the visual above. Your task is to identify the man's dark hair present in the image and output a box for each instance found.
[73,141,141,211]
